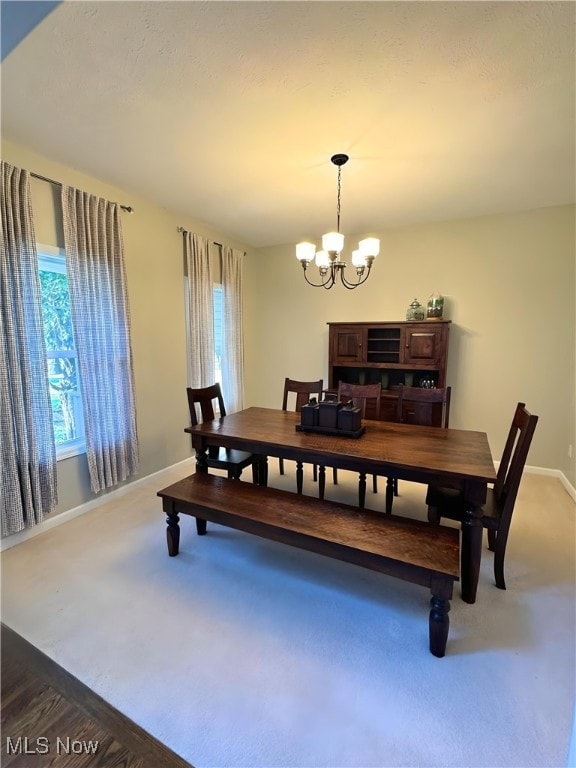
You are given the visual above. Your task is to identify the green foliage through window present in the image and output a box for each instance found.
[38,250,85,449]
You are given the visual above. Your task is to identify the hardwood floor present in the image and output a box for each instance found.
[1,623,193,768]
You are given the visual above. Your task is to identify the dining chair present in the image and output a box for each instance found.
[319,382,381,508]
[186,383,260,483]
[426,402,538,590]
[389,385,452,513]
[396,384,452,427]
[280,377,324,492]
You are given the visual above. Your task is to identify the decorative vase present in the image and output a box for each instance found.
[406,298,425,321]
[427,292,444,320]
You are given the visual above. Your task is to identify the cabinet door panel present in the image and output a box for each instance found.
[403,327,443,365]
[331,327,366,362]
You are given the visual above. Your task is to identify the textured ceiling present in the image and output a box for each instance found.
[2,1,575,247]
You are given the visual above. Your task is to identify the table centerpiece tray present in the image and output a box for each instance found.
[295,424,366,439]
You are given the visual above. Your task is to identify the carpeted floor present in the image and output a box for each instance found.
[1,460,575,768]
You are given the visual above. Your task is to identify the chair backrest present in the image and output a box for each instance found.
[396,385,451,427]
[494,402,539,516]
[282,378,324,412]
[187,383,226,426]
[337,381,382,419]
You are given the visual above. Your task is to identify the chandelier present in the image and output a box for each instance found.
[296,153,379,289]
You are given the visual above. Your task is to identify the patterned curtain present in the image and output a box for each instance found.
[221,245,245,413]
[62,187,138,493]
[0,161,58,536]
[184,232,214,387]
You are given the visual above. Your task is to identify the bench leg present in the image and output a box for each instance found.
[196,518,207,536]
[166,513,180,556]
[429,579,453,657]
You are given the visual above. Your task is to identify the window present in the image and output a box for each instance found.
[183,279,223,388]
[37,246,85,459]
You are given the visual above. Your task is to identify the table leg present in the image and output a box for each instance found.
[358,473,367,508]
[257,456,268,487]
[461,505,483,604]
[318,466,326,499]
[385,477,395,514]
[296,462,304,494]
[195,445,208,474]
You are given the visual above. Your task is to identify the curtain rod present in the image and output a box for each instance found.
[176,226,222,248]
[30,171,134,213]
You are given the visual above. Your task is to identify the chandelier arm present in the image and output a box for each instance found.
[302,266,337,289]
[339,265,373,290]
[323,266,338,289]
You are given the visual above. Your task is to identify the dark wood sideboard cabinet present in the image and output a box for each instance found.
[328,320,451,422]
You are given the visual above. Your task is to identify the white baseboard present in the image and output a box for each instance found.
[523,464,576,503]
[1,459,574,553]
[0,457,196,553]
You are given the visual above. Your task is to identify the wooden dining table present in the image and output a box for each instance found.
[185,406,496,604]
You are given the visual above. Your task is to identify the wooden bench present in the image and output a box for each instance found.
[157,473,460,657]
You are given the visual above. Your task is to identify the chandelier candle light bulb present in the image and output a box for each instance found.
[351,250,365,268]
[296,154,379,290]
[322,231,345,255]
[296,242,316,262]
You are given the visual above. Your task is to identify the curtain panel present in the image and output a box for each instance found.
[0,161,58,536]
[184,232,214,388]
[221,245,245,413]
[62,187,138,493]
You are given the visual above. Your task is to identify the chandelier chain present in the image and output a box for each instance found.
[336,165,342,233]
[295,152,379,289]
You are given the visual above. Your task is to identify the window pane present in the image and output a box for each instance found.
[47,357,83,443]
[38,249,85,451]
[38,266,75,350]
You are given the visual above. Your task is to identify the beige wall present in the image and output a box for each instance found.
[2,139,253,516]
[245,207,576,486]
[2,138,575,527]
